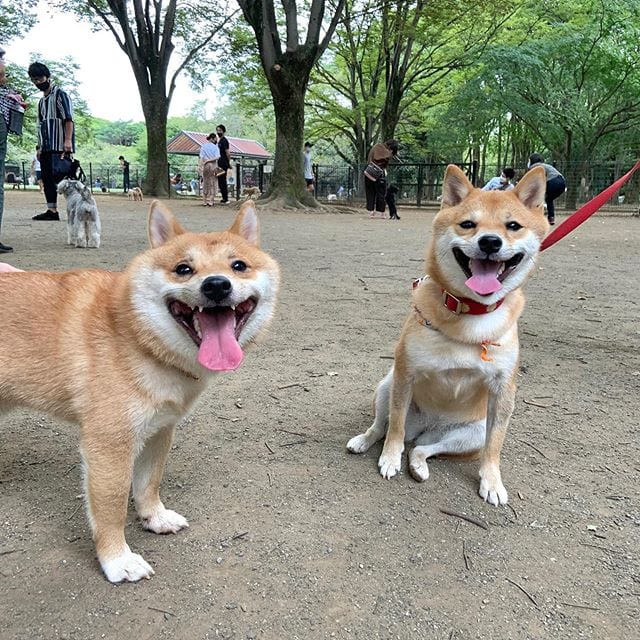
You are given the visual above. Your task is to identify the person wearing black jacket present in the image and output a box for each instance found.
[216,124,231,204]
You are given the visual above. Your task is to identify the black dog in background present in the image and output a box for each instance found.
[386,184,400,220]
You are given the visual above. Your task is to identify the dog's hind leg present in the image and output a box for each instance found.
[74,220,87,248]
[88,220,101,248]
[346,369,393,454]
[408,420,485,482]
[66,214,73,245]
[132,425,188,535]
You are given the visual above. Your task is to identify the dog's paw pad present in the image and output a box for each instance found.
[378,453,402,479]
[479,479,508,506]
[142,509,189,534]
[409,460,430,482]
[347,434,372,454]
[101,549,155,583]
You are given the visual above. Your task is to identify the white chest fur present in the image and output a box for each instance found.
[405,322,519,395]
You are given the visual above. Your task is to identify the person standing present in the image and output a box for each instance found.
[303,141,314,192]
[118,155,130,193]
[527,153,566,225]
[28,62,74,221]
[216,124,231,204]
[31,146,43,193]
[0,58,26,252]
[482,167,515,191]
[199,132,220,207]
[364,139,399,219]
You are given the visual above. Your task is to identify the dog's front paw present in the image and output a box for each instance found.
[101,546,155,583]
[479,467,508,506]
[141,508,189,534]
[347,433,374,454]
[378,448,403,479]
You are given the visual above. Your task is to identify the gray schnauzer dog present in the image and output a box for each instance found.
[57,179,102,248]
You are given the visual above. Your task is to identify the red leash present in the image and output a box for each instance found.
[540,159,640,252]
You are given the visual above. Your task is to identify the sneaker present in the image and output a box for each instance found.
[33,210,60,221]
[0,241,13,253]
[548,216,555,225]
[219,200,230,205]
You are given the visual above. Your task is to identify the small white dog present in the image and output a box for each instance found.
[57,179,101,248]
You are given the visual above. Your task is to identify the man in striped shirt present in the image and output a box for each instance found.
[28,62,75,221]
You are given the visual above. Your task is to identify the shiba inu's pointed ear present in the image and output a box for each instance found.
[441,165,475,207]
[514,166,546,210]
[229,200,260,245]
[147,200,186,248]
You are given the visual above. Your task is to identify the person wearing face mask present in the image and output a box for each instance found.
[482,167,515,192]
[27,62,75,221]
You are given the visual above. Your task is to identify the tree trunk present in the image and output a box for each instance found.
[267,63,316,207]
[237,0,344,207]
[141,85,170,198]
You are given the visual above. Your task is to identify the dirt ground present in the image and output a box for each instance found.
[0,188,638,640]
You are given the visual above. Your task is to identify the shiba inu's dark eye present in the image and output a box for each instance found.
[506,221,523,231]
[231,260,247,272]
[459,220,476,229]
[175,263,193,276]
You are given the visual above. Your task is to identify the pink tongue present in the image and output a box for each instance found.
[465,259,503,295]
[195,309,244,371]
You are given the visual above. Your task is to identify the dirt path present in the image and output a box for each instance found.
[1,189,638,640]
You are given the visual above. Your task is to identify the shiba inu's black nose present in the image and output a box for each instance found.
[202,276,232,302]
[478,234,503,255]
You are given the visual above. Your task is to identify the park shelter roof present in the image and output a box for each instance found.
[167,131,271,161]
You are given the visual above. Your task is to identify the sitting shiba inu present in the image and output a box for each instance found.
[347,165,548,506]
[0,200,279,582]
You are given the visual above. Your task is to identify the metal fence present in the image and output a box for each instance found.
[8,159,268,200]
[480,162,640,213]
[312,162,477,207]
[312,160,640,212]
[8,157,639,212]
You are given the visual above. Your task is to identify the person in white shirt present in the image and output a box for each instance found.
[303,141,314,192]
[31,146,43,193]
[482,167,515,191]
[199,133,221,207]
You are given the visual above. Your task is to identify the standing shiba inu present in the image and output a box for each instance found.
[0,200,279,582]
[347,165,548,506]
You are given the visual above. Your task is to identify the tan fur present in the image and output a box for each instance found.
[241,186,261,199]
[128,187,144,201]
[0,200,279,582]
[348,165,548,505]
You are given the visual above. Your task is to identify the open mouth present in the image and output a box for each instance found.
[453,248,524,295]
[168,298,257,371]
